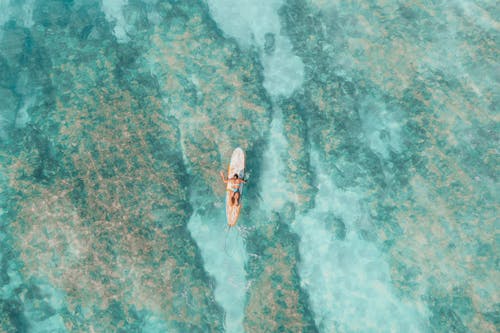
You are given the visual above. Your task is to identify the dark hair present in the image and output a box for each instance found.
[234,174,238,179]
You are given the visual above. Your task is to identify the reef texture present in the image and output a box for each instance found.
[279,0,498,332]
[0,0,498,332]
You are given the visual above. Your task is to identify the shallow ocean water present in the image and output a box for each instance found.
[0,0,498,332]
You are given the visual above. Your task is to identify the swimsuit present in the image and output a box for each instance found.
[229,181,241,193]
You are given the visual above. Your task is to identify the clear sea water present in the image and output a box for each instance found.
[0,0,498,332]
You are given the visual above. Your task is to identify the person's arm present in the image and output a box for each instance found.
[220,171,228,183]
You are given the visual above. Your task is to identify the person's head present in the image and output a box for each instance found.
[234,174,239,179]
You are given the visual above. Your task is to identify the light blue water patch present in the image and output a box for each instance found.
[30,315,66,333]
[0,1,35,142]
[0,0,13,28]
[14,97,32,129]
[0,0,35,29]
[188,212,248,333]
[259,107,295,211]
[26,281,67,333]
[292,151,430,333]
[101,0,130,42]
[0,271,68,332]
[358,97,403,159]
[141,313,170,333]
[0,256,23,301]
[206,0,303,96]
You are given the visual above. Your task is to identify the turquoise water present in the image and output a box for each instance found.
[0,0,498,332]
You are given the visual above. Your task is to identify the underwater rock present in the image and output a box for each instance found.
[245,218,318,333]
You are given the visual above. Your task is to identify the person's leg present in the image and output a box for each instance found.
[235,192,240,206]
[231,192,235,205]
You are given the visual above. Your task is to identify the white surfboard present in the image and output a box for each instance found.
[226,148,245,227]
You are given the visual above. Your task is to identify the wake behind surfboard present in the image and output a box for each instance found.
[226,148,245,227]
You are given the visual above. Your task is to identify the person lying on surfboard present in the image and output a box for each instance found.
[219,171,247,206]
